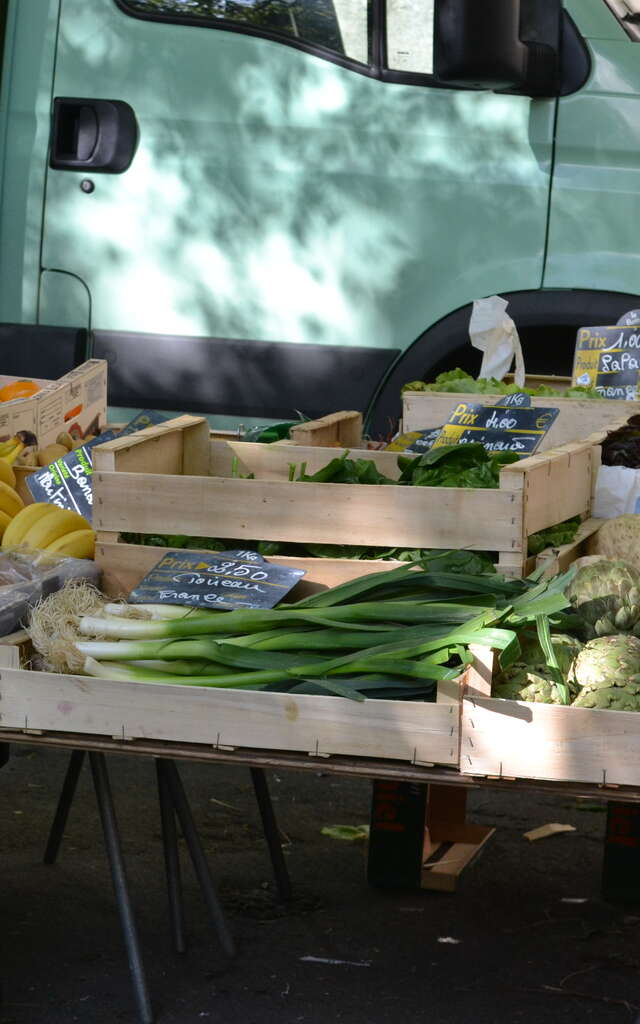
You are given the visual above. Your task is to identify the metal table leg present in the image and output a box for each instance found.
[250,767,292,903]
[160,759,236,959]
[89,752,154,1024]
[44,750,85,864]
[155,760,187,954]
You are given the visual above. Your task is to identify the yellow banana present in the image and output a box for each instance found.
[2,502,59,548]
[46,528,95,559]
[3,441,25,465]
[0,509,13,540]
[22,507,91,551]
[0,436,18,457]
[0,480,23,518]
[0,458,16,490]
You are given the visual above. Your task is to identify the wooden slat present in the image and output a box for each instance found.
[501,440,594,538]
[92,415,208,476]
[461,697,640,787]
[465,645,494,699]
[0,644,20,668]
[534,517,603,577]
[93,471,522,551]
[0,668,459,766]
[3,727,640,801]
[95,541,410,599]
[182,419,212,476]
[208,439,401,480]
[289,411,363,448]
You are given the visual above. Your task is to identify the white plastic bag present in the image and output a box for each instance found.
[592,465,640,518]
[469,295,525,385]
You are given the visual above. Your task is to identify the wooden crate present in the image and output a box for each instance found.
[402,380,640,451]
[90,414,598,579]
[0,566,462,769]
[460,649,640,788]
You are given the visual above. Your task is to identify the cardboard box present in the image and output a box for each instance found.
[0,359,107,451]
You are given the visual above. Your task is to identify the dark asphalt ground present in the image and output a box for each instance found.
[1,744,640,1024]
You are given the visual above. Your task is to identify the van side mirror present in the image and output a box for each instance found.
[433,0,562,96]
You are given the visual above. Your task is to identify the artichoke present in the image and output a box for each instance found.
[565,559,640,639]
[572,635,640,710]
[493,633,583,704]
[494,667,577,704]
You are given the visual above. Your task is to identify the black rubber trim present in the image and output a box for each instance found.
[366,289,640,436]
[113,0,585,96]
[0,324,87,379]
[93,329,399,422]
[559,12,590,97]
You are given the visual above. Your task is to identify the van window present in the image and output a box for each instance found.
[120,0,372,64]
[603,0,640,40]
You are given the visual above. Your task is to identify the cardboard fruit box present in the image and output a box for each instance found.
[0,359,107,449]
[5,360,107,502]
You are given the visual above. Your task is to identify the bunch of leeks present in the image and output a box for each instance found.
[74,557,574,702]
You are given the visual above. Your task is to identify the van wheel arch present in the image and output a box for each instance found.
[366,289,640,437]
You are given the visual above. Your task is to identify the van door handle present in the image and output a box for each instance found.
[50,98,138,173]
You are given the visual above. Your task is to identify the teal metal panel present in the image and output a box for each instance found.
[39,269,90,330]
[544,26,640,295]
[564,0,629,40]
[0,0,59,323]
[40,0,554,355]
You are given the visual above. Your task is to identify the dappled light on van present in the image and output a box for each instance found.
[41,4,550,358]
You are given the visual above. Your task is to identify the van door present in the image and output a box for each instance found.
[40,0,557,420]
[544,0,640,299]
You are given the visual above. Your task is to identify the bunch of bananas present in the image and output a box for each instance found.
[1,503,95,558]
[0,447,25,540]
[0,430,37,468]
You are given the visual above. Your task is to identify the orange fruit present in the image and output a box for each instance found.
[0,379,40,402]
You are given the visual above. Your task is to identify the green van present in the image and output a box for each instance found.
[0,0,639,432]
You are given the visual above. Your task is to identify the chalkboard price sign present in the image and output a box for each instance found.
[572,324,640,399]
[128,549,306,611]
[403,427,443,454]
[432,400,558,456]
